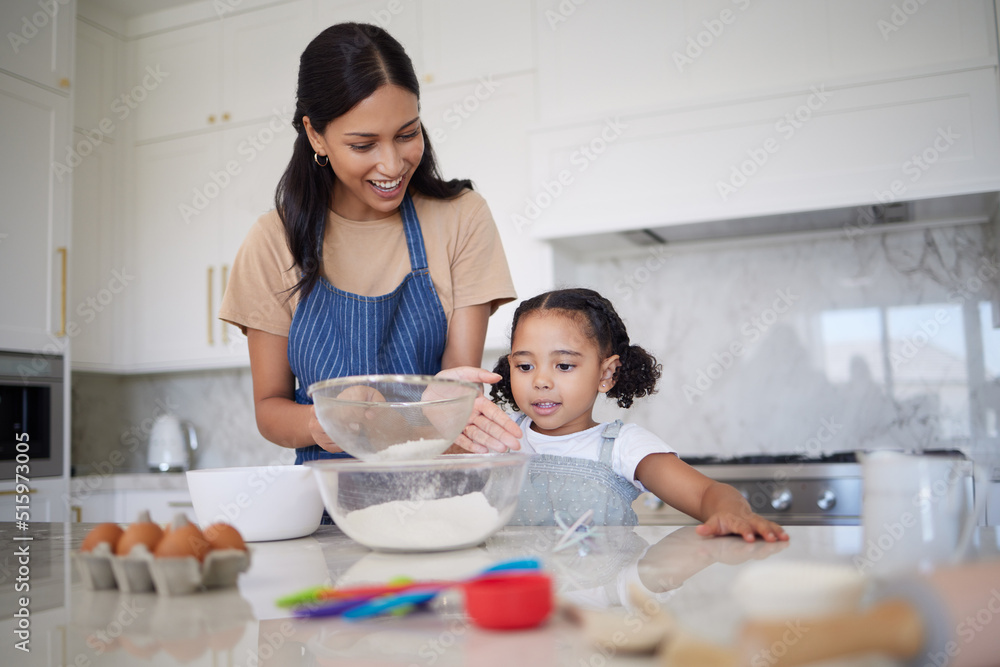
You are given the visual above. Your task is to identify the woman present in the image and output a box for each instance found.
[220,23,521,462]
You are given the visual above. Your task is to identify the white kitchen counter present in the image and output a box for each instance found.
[5,523,1000,667]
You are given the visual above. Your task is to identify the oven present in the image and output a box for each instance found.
[0,351,64,480]
[635,450,974,526]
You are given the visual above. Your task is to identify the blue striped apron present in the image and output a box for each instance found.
[288,193,448,465]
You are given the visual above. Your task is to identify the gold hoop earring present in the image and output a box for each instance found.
[314,153,328,167]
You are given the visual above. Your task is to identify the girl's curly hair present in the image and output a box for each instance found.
[490,288,661,411]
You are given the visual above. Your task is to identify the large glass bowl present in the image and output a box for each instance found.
[308,375,478,462]
[308,455,530,552]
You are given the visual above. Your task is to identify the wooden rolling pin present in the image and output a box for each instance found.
[662,560,1000,667]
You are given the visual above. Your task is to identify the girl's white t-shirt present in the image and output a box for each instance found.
[516,417,677,492]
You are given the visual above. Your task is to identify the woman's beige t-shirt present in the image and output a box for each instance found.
[219,190,516,337]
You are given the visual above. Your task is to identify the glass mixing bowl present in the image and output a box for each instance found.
[308,454,530,552]
[308,375,479,462]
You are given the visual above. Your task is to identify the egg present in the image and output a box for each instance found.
[204,523,247,552]
[154,514,211,561]
[116,510,164,556]
[80,523,124,552]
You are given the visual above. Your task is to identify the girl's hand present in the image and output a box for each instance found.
[435,367,523,453]
[308,406,343,454]
[695,511,789,543]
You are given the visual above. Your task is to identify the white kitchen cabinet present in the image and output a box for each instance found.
[130,119,295,371]
[132,1,310,143]
[535,0,997,123]
[0,70,71,354]
[0,477,70,523]
[314,0,533,87]
[0,0,75,92]
[121,489,193,525]
[418,0,533,86]
[70,489,117,524]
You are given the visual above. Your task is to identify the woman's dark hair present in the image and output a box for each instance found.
[276,22,471,299]
[491,288,662,410]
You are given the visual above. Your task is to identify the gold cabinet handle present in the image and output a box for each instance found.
[0,488,36,496]
[221,264,229,345]
[56,247,67,336]
[208,114,216,124]
[222,112,231,121]
[207,266,214,345]
[167,500,194,508]
[71,506,81,522]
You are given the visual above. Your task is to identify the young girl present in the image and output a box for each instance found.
[491,288,788,542]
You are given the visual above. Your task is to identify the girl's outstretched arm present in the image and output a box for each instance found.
[635,453,789,543]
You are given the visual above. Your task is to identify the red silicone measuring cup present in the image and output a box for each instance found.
[462,572,553,630]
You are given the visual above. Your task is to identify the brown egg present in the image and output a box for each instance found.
[154,514,211,561]
[116,510,164,556]
[80,523,124,553]
[203,523,247,552]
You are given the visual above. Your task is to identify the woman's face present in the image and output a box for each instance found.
[304,84,424,221]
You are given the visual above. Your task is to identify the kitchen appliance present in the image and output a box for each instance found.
[147,414,197,472]
[634,450,975,526]
[0,351,64,480]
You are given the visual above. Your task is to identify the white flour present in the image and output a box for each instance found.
[368,438,449,461]
[337,491,500,550]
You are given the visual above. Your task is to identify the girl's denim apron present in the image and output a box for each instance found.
[510,417,641,526]
[287,193,448,466]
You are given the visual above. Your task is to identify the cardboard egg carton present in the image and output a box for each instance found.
[74,541,251,596]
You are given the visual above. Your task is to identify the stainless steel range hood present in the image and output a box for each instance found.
[549,191,1000,255]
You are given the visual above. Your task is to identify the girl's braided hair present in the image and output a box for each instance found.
[490,288,661,411]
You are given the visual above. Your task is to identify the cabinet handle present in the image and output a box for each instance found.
[222,112,231,122]
[207,266,214,345]
[56,247,67,336]
[167,501,194,508]
[208,114,216,124]
[0,488,36,496]
[221,264,229,345]
[71,505,81,522]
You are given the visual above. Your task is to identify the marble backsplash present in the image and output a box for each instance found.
[552,220,1000,473]
[71,367,293,475]
[72,219,999,476]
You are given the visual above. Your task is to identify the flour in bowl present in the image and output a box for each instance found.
[336,491,500,550]
[369,438,450,461]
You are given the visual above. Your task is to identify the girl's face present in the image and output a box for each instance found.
[303,84,424,221]
[507,311,620,437]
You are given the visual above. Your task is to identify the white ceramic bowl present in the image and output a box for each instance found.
[309,454,530,552]
[186,465,324,542]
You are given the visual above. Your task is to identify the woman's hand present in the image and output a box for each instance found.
[308,406,343,454]
[695,510,789,543]
[435,367,523,453]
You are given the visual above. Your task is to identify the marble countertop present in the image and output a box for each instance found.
[4,523,999,667]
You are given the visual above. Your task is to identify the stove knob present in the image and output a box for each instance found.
[770,489,793,512]
[817,489,837,511]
